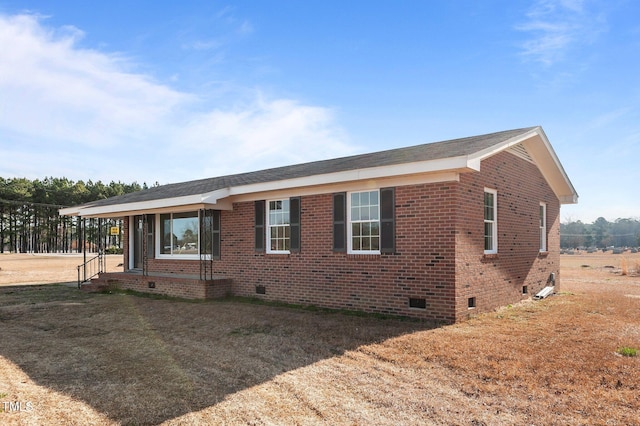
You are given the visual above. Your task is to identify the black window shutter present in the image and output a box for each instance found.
[254,200,265,251]
[290,197,301,252]
[333,192,346,252]
[212,210,221,259]
[380,187,395,253]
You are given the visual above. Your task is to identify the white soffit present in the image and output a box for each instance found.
[507,144,535,163]
[74,188,233,217]
[228,156,472,197]
[231,171,461,203]
[521,132,578,204]
[471,126,578,204]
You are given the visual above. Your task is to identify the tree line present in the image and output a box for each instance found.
[3,176,638,253]
[561,217,640,249]
[0,177,147,253]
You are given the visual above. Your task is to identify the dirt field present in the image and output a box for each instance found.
[0,252,638,425]
[0,253,123,286]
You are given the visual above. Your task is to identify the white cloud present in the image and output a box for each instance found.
[182,39,224,51]
[589,107,632,129]
[237,20,254,36]
[516,0,604,66]
[0,14,189,148]
[180,96,354,176]
[0,14,354,183]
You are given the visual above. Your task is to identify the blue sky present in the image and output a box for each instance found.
[0,1,638,222]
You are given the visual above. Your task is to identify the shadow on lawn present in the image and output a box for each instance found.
[0,285,433,424]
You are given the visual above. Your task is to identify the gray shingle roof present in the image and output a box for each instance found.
[81,126,537,208]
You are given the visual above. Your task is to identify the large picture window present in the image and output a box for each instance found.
[484,189,497,254]
[267,199,290,253]
[160,212,199,256]
[349,190,380,253]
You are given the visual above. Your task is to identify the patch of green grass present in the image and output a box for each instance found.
[617,347,638,357]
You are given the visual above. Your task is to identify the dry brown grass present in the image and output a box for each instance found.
[0,252,639,425]
[0,253,122,286]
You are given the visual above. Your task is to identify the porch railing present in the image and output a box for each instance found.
[77,252,105,288]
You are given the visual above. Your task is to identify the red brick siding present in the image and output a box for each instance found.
[119,151,561,323]
[215,187,457,322]
[454,151,560,320]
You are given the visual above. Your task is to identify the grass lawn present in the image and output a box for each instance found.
[0,252,638,425]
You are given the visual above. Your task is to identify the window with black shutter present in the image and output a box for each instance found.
[342,188,395,254]
[333,192,346,252]
[254,200,265,251]
[290,197,301,252]
[380,187,395,253]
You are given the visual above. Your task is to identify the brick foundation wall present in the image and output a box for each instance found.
[95,272,232,299]
[454,151,560,320]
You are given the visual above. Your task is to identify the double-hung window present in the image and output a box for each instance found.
[484,189,497,254]
[267,199,291,253]
[349,190,380,253]
[539,202,547,252]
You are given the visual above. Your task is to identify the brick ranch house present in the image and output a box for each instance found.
[61,126,577,323]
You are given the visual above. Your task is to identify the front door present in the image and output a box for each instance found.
[133,215,144,269]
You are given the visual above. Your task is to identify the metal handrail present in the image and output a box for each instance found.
[77,252,105,288]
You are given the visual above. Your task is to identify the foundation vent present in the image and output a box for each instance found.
[409,298,426,309]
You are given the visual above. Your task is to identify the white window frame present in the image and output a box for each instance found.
[266,199,291,254]
[347,189,381,255]
[484,188,498,254]
[156,211,201,260]
[539,202,547,252]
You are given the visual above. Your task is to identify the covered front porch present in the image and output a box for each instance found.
[69,207,228,300]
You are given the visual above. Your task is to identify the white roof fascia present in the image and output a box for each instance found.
[87,200,235,218]
[228,156,473,197]
[466,126,578,204]
[75,188,232,217]
[66,157,476,217]
[523,128,578,204]
[559,194,578,204]
[59,206,82,216]
[468,127,542,165]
